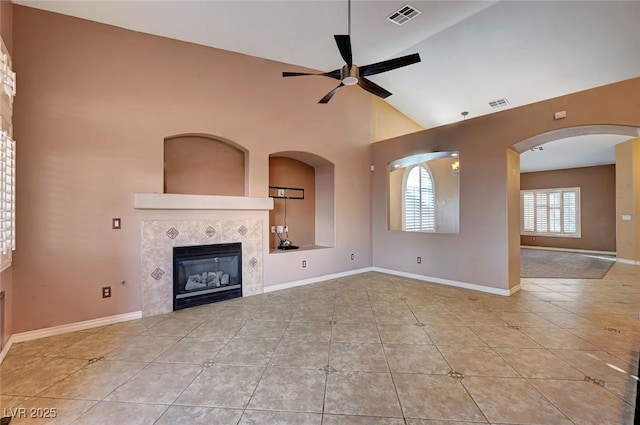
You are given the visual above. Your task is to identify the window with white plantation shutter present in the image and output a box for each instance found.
[0,38,15,272]
[521,187,581,238]
[403,165,435,232]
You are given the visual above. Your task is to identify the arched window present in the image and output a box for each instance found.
[404,165,435,232]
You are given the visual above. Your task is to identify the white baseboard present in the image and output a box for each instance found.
[520,246,616,256]
[616,258,640,265]
[509,284,522,295]
[264,267,517,297]
[264,267,375,293]
[371,267,514,296]
[0,311,142,364]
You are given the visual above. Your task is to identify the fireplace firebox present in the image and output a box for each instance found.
[173,243,242,310]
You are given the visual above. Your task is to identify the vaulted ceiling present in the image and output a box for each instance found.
[14,1,640,170]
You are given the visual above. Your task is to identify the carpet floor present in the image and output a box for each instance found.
[521,248,616,279]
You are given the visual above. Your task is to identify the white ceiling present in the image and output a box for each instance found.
[520,134,631,173]
[14,0,640,171]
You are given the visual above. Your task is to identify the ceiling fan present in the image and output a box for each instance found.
[282,0,422,104]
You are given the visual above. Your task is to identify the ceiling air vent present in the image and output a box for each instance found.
[387,4,422,26]
[530,146,544,152]
[488,98,510,108]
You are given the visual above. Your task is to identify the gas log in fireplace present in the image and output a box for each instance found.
[173,243,242,310]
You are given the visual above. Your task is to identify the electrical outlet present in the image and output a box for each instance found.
[284,225,289,233]
[302,260,307,268]
[276,225,284,233]
[102,286,111,298]
[417,257,422,264]
[277,188,285,197]
[351,253,355,260]
[271,226,276,233]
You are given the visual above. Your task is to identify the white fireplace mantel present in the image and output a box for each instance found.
[134,193,274,211]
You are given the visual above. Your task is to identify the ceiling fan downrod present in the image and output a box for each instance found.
[282,0,422,103]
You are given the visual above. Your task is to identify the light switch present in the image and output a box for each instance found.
[112,218,121,229]
[622,215,632,221]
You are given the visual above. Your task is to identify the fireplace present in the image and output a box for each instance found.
[173,243,242,310]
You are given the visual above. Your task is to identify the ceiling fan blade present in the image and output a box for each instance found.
[282,71,318,77]
[334,35,353,68]
[283,70,342,80]
[319,83,344,104]
[358,78,392,99]
[360,53,421,77]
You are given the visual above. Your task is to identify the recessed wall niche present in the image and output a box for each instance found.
[164,134,246,196]
[388,151,460,234]
[269,152,335,251]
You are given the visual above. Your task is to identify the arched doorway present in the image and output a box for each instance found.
[510,124,640,278]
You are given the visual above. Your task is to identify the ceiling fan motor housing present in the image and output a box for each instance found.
[341,64,359,86]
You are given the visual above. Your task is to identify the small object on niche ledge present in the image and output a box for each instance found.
[268,186,305,200]
[277,239,298,250]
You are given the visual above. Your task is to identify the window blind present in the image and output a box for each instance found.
[521,187,580,237]
[404,166,435,232]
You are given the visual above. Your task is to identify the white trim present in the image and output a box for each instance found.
[0,311,142,364]
[134,193,273,210]
[263,268,374,293]
[520,187,581,238]
[521,246,616,256]
[264,267,517,297]
[371,267,513,296]
[617,258,640,265]
[0,334,14,364]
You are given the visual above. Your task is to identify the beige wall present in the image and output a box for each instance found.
[11,6,379,333]
[616,139,640,261]
[269,157,316,250]
[164,135,245,196]
[0,0,12,54]
[371,97,423,142]
[520,165,616,252]
[507,149,521,288]
[372,78,640,291]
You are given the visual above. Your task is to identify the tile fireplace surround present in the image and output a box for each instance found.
[141,219,263,316]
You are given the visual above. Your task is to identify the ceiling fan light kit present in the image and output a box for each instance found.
[283,0,421,104]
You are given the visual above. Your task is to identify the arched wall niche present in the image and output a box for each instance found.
[164,134,248,196]
[268,151,335,251]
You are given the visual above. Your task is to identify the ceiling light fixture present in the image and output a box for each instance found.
[451,161,460,176]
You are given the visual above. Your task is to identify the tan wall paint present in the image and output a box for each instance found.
[520,165,616,252]
[371,96,423,142]
[429,157,459,234]
[616,139,640,261]
[0,0,12,54]
[372,78,640,291]
[12,6,377,332]
[507,149,521,288]
[269,157,316,250]
[164,135,245,196]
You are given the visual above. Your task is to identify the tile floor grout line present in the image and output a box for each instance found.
[3,266,639,424]
[318,300,336,425]
[238,318,291,422]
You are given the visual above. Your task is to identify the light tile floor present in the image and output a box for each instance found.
[1,264,639,424]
